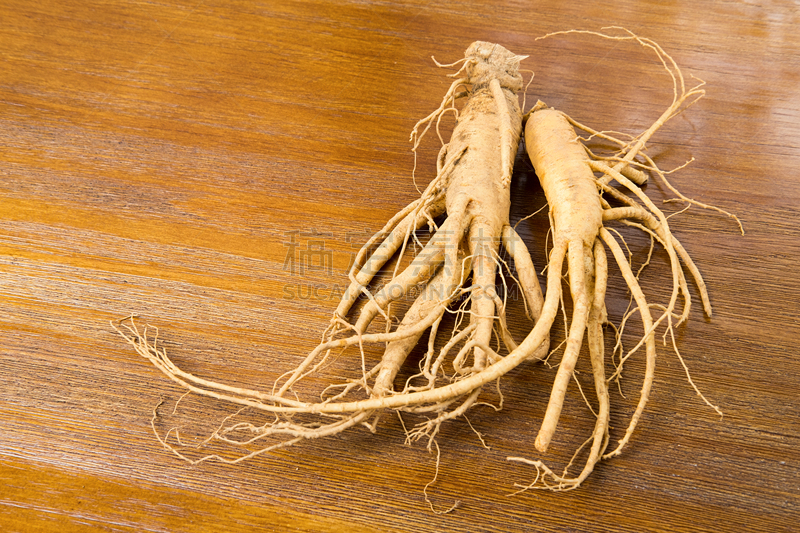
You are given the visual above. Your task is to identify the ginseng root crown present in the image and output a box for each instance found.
[464,41,527,91]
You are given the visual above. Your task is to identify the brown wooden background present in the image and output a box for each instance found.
[2,1,798,531]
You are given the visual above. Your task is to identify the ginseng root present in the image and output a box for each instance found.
[115,41,551,462]
[507,28,739,491]
[116,32,738,494]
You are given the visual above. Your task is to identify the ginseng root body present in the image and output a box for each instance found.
[509,29,736,490]
[116,41,551,462]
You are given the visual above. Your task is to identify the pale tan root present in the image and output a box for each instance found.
[118,232,563,418]
[272,196,472,399]
[117,42,559,470]
[525,141,692,465]
[114,239,554,455]
[423,441,461,515]
[501,225,549,361]
[554,28,740,232]
[401,221,549,443]
[331,145,466,335]
[599,182,710,318]
[122,259,462,460]
[115,229,558,467]
[336,196,437,320]
[592,160,690,325]
[351,208,458,335]
[514,28,733,493]
[287,170,450,400]
[464,220,502,373]
[512,239,611,490]
[602,205,696,325]
[598,227,657,457]
[535,240,591,453]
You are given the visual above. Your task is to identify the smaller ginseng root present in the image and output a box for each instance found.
[115,41,553,472]
[506,27,742,492]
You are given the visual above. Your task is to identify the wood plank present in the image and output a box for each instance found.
[2,1,797,531]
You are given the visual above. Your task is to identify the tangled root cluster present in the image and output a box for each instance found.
[115,29,741,496]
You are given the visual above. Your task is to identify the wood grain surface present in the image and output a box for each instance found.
[2,1,798,531]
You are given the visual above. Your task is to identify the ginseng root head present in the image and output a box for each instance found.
[464,41,527,91]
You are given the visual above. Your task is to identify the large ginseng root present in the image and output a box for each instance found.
[508,29,740,491]
[115,41,551,463]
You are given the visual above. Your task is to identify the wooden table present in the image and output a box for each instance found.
[2,1,797,531]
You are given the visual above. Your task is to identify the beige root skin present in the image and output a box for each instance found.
[116,41,552,463]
